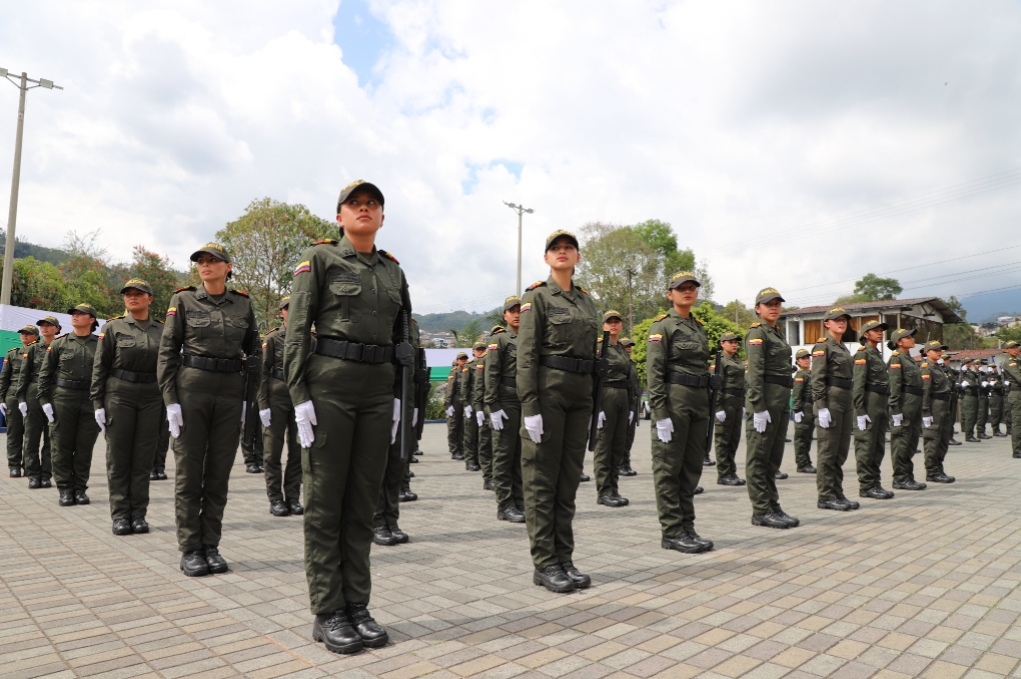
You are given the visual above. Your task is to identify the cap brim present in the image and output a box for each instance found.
[19,329,39,335]
[668,278,701,290]
[120,284,151,294]
[757,294,785,304]
[190,249,228,263]
[603,315,623,323]
[338,182,385,210]
[546,235,580,251]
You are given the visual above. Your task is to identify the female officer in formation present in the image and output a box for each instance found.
[284,180,410,654]
[1,325,39,477]
[647,272,713,555]
[593,310,632,508]
[852,320,893,500]
[791,349,816,473]
[38,304,101,508]
[711,331,744,486]
[93,280,164,534]
[886,328,926,491]
[921,340,956,483]
[485,296,525,523]
[811,308,860,511]
[743,288,798,529]
[17,316,60,488]
[158,243,259,578]
[517,230,598,594]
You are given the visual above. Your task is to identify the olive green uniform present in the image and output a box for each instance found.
[16,341,53,481]
[93,315,164,519]
[887,350,923,484]
[444,364,464,458]
[593,339,632,498]
[517,277,598,569]
[259,327,301,503]
[961,368,979,439]
[989,375,1004,434]
[744,323,793,515]
[374,321,420,529]
[153,415,170,474]
[1,346,27,472]
[811,337,854,502]
[852,344,890,492]
[484,328,523,513]
[38,332,101,492]
[791,368,814,469]
[460,360,480,467]
[471,353,494,484]
[285,236,410,615]
[977,376,990,437]
[1003,357,1021,455]
[921,359,953,476]
[241,422,264,465]
[158,285,259,553]
[623,358,640,469]
[647,309,709,538]
[711,353,745,479]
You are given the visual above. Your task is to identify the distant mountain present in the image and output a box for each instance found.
[414,309,498,333]
[960,289,1021,324]
[0,231,66,265]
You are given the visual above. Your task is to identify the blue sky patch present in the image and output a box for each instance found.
[461,160,524,194]
[332,0,392,88]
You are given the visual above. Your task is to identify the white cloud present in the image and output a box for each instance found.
[1,0,1019,314]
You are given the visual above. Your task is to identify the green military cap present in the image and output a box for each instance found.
[67,303,98,317]
[621,337,635,347]
[823,307,851,321]
[473,340,487,350]
[37,315,61,328]
[18,324,39,335]
[718,331,739,343]
[1005,340,1019,349]
[190,242,230,263]
[795,348,811,359]
[602,309,623,323]
[755,287,785,305]
[668,271,701,289]
[889,327,916,344]
[120,278,152,295]
[279,295,291,310]
[858,319,888,340]
[337,179,384,212]
[545,229,579,251]
[923,340,948,352]
[503,295,522,311]
[456,351,468,360]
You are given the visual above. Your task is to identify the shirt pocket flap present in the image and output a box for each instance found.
[186,312,211,327]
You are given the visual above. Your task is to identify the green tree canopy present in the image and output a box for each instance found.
[129,246,182,320]
[836,273,903,304]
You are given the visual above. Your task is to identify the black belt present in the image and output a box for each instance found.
[603,380,628,389]
[111,368,157,384]
[314,337,394,364]
[666,372,709,388]
[723,388,746,397]
[826,377,853,389]
[56,377,89,391]
[539,355,594,374]
[931,392,951,401]
[182,354,243,373]
[500,376,517,388]
[903,385,923,396]
[272,368,285,380]
[764,375,794,388]
[865,383,889,395]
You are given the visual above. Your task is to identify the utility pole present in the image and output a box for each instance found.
[503,201,533,298]
[1,68,62,306]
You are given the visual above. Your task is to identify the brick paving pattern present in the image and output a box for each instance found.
[2,424,1020,678]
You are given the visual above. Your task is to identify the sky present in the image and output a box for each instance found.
[1,0,1020,316]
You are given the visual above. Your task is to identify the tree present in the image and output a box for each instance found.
[575,222,663,329]
[9,257,67,310]
[630,219,714,303]
[853,273,902,301]
[720,299,757,329]
[217,198,336,330]
[449,319,484,348]
[59,230,123,317]
[942,295,980,350]
[129,246,182,320]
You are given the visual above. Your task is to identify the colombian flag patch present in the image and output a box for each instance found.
[520,303,532,312]
[812,350,824,356]
[98,333,105,340]
[488,344,498,350]
[748,339,763,345]
[891,364,901,369]
[922,374,930,380]
[166,307,177,316]
[293,261,311,276]
[648,334,663,342]
[795,377,804,382]
[855,359,867,365]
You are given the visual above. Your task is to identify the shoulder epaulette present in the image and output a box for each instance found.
[110,315,125,321]
[55,333,68,340]
[491,326,505,335]
[266,327,280,335]
[526,281,545,291]
[817,337,826,343]
[597,337,603,343]
[314,239,338,246]
[750,322,761,328]
[694,317,703,326]
[891,351,899,356]
[232,289,249,297]
[175,285,196,293]
[654,313,668,321]
[577,285,588,295]
[921,362,928,368]
[154,318,165,324]
[379,249,399,264]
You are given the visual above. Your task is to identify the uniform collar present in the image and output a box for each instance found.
[195,286,233,303]
[340,235,379,266]
[668,308,695,323]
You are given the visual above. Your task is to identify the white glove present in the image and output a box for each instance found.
[656,417,673,443]
[1006,381,1011,387]
[391,398,401,443]
[95,407,107,432]
[923,416,933,428]
[476,410,485,427]
[628,411,634,423]
[18,402,27,417]
[294,400,317,448]
[42,403,54,423]
[491,409,508,430]
[961,380,970,388]
[982,381,988,388]
[597,411,606,429]
[446,405,454,418]
[259,408,272,428]
[856,414,871,431]
[464,405,472,418]
[794,411,803,423]
[742,407,746,420]
[892,413,903,428]
[753,410,771,433]
[818,407,831,429]
[166,403,184,439]
[937,358,944,365]
[524,414,543,443]
[413,408,419,427]
[0,402,6,417]
[715,410,726,423]
[241,401,247,426]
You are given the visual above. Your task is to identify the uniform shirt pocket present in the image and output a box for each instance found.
[115,333,136,348]
[546,306,573,346]
[186,312,211,328]
[327,270,361,321]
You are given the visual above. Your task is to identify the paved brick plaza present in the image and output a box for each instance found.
[2,424,1021,679]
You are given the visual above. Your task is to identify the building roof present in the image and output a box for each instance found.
[945,348,1004,362]
[780,297,963,324]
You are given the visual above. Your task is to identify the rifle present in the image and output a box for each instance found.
[395,312,415,460]
[705,348,723,453]
[241,353,260,448]
[414,347,429,441]
[588,330,611,452]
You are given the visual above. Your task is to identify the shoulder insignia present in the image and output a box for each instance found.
[175,285,196,293]
[461,367,468,373]
[166,306,177,316]
[577,285,588,295]
[475,363,484,370]
[694,318,703,326]
[155,318,165,324]
[921,362,928,368]
[654,313,668,321]
[648,333,663,343]
[56,333,67,340]
[818,337,826,343]
[314,239,337,246]
[379,249,399,264]
[232,289,249,297]
[891,351,899,356]
[750,322,761,328]
[597,337,603,343]
[526,280,546,291]
[294,260,311,276]
[748,338,763,346]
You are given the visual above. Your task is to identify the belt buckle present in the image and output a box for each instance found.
[362,344,378,362]
[216,358,228,371]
